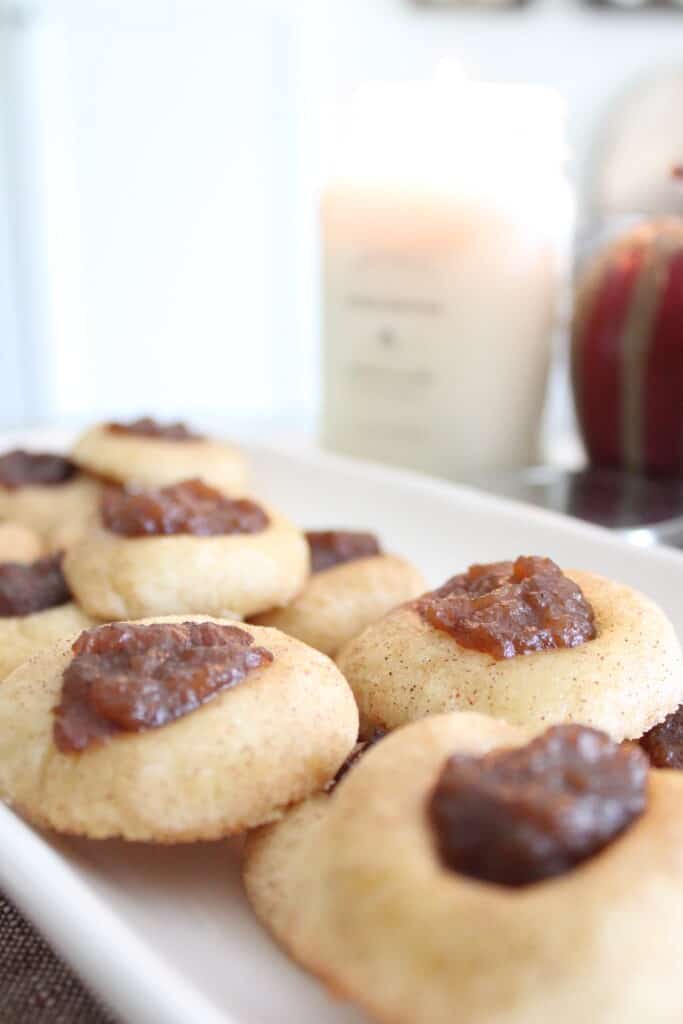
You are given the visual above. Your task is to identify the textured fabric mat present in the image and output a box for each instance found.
[0,893,117,1023]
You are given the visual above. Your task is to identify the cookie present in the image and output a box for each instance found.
[63,479,309,620]
[0,450,100,542]
[0,522,43,563]
[337,557,683,742]
[0,553,94,680]
[0,618,358,841]
[72,417,247,492]
[0,604,95,682]
[252,530,426,656]
[245,712,683,1024]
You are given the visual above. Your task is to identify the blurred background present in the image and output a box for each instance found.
[2,0,683,508]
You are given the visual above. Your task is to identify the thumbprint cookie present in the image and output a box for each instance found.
[0,553,94,680]
[63,479,309,620]
[72,417,247,493]
[0,449,99,545]
[0,618,358,841]
[245,712,683,1024]
[252,529,426,656]
[336,556,683,742]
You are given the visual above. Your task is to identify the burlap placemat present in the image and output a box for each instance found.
[0,892,117,1023]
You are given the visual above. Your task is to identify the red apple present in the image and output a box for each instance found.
[572,218,683,476]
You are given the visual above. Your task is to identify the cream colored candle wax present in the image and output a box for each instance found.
[321,70,574,479]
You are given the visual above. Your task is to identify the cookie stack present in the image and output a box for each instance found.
[246,556,683,1024]
[1,417,683,1023]
[0,415,423,842]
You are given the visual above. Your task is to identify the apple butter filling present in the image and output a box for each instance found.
[53,621,274,753]
[429,725,647,887]
[416,556,596,659]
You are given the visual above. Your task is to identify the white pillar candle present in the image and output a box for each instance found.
[321,68,574,479]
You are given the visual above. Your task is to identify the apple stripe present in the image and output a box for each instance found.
[619,236,670,472]
[573,246,644,467]
[643,247,683,474]
[573,220,683,476]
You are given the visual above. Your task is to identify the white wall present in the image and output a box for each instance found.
[0,14,26,423]
[315,0,683,202]
[1,0,681,433]
[0,0,314,430]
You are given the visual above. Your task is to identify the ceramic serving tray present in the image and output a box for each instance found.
[2,432,683,1024]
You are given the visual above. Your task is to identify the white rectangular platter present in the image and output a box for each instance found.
[2,435,683,1024]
